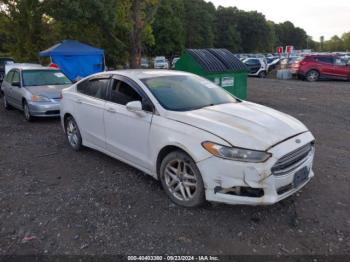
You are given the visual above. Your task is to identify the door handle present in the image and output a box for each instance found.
[106,108,116,113]
[75,99,82,104]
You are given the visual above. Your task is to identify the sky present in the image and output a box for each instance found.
[206,0,350,41]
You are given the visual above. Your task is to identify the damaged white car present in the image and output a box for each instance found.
[60,70,315,207]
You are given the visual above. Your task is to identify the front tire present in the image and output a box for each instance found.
[258,71,267,78]
[23,101,33,121]
[159,151,205,208]
[306,70,319,82]
[65,116,82,151]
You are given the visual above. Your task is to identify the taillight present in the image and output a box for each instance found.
[59,92,63,100]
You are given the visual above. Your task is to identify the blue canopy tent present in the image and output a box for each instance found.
[39,40,105,81]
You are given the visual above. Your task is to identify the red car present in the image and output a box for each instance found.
[291,55,350,82]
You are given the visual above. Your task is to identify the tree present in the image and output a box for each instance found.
[151,0,185,57]
[183,0,216,48]
[235,11,272,52]
[0,0,47,61]
[43,0,129,66]
[214,6,241,52]
[128,0,159,68]
[0,12,10,54]
[274,21,307,49]
[324,35,345,51]
[341,32,350,51]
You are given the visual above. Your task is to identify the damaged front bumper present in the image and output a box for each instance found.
[197,132,315,205]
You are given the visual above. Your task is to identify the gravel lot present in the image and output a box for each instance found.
[0,78,349,256]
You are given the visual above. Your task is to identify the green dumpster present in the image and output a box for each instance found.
[175,49,248,99]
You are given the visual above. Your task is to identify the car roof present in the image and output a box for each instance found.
[105,69,193,80]
[7,63,47,70]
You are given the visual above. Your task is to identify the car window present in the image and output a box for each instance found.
[316,57,334,64]
[77,78,109,100]
[4,71,14,83]
[109,79,142,106]
[12,71,20,83]
[334,58,346,66]
[245,59,257,65]
[250,59,260,65]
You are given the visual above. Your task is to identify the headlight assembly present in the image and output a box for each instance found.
[202,141,271,163]
[32,95,50,102]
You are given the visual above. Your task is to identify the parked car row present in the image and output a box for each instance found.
[0,63,316,207]
[236,51,350,82]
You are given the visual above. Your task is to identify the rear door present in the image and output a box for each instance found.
[315,57,335,78]
[104,75,154,170]
[74,75,110,150]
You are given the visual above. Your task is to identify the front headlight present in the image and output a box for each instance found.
[202,141,271,163]
[32,95,50,102]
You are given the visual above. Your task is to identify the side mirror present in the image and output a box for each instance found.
[12,81,21,87]
[126,101,143,112]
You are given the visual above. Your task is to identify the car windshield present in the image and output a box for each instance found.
[22,70,72,86]
[141,75,237,111]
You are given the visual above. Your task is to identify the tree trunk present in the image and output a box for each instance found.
[130,0,142,69]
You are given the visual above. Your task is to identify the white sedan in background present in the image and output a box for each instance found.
[60,70,315,207]
[153,56,169,69]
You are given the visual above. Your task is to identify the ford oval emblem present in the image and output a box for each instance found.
[296,139,301,144]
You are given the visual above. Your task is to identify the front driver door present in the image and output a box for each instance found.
[104,76,154,171]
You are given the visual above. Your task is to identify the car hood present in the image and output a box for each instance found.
[166,101,308,151]
[25,84,71,99]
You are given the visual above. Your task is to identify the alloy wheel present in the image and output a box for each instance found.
[307,71,319,82]
[66,120,79,147]
[164,159,198,201]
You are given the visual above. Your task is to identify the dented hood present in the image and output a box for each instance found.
[166,101,308,151]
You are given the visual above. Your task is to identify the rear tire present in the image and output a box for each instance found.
[23,101,33,122]
[3,95,12,110]
[159,150,205,208]
[65,116,83,151]
[306,70,319,82]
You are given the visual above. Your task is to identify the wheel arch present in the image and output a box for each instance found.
[307,68,320,75]
[156,144,197,180]
[21,97,26,106]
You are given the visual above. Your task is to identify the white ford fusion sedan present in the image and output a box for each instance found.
[60,70,315,207]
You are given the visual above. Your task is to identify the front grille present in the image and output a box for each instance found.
[272,143,313,176]
[45,110,60,115]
